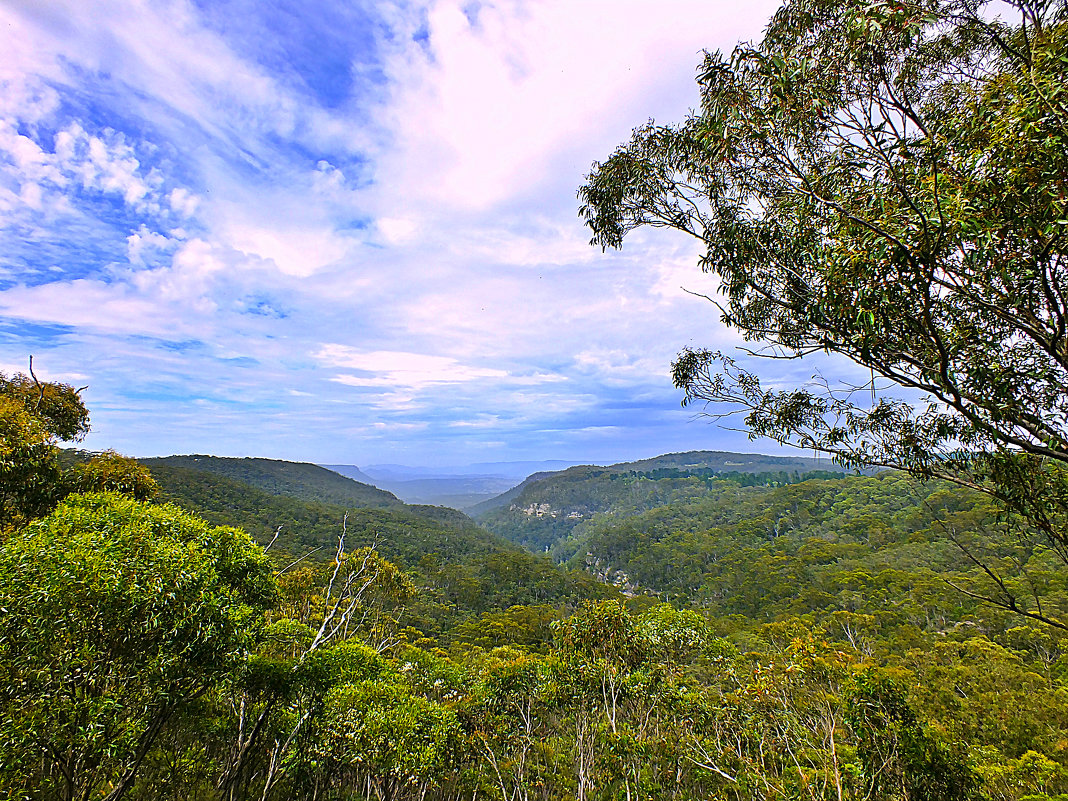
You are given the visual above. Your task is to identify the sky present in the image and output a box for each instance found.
[0,0,850,468]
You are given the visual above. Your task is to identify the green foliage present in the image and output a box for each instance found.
[637,603,725,667]
[0,371,90,442]
[68,450,160,501]
[315,680,462,797]
[0,492,275,800]
[905,637,1068,761]
[556,600,649,669]
[449,604,560,651]
[0,393,62,532]
[848,667,981,800]
[0,372,89,531]
[298,639,389,696]
[1,373,161,534]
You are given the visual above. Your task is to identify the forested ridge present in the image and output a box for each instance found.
[142,455,404,510]
[474,452,849,554]
[4,0,1068,798]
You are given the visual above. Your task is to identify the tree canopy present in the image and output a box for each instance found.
[579,0,1068,622]
[0,492,276,801]
[0,366,158,532]
[0,369,89,530]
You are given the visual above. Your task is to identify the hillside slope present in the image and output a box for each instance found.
[143,455,401,509]
[319,462,378,485]
[475,450,848,552]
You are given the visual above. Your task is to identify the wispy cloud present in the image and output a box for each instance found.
[320,345,509,389]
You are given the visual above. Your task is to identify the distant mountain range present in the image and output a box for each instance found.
[322,460,579,509]
[363,460,578,481]
[322,463,381,486]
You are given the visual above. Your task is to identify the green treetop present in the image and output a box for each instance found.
[0,492,276,801]
[0,364,157,533]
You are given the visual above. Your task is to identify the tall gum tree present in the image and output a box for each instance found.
[579,0,1068,626]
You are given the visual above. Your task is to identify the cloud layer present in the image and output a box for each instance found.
[0,0,847,467]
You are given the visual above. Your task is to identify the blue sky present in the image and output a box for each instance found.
[0,0,855,467]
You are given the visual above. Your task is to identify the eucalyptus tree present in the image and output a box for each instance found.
[0,492,276,801]
[0,365,157,532]
[580,0,1068,625]
[0,367,89,531]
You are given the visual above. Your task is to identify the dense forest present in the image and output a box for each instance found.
[3,369,1068,801]
[4,0,1068,798]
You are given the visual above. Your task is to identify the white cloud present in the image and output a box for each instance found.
[0,115,182,230]
[448,414,504,429]
[53,123,158,207]
[318,345,509,389]
[0,359,86,383]
[0,279,175,335]
[222,221,354,278]
[127,226,179,265]
[371,0,781,217]
[574,348,662,381]
[0,124,62,186]
[377,217,418,245]
[130,238,226,308]
[168,187,199,218]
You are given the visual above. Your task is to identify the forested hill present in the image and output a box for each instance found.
[474,449,849,552]
[477,456,1068,647]
[465,469,563,516]
[142,460,466,554]
[141,455,402,509]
